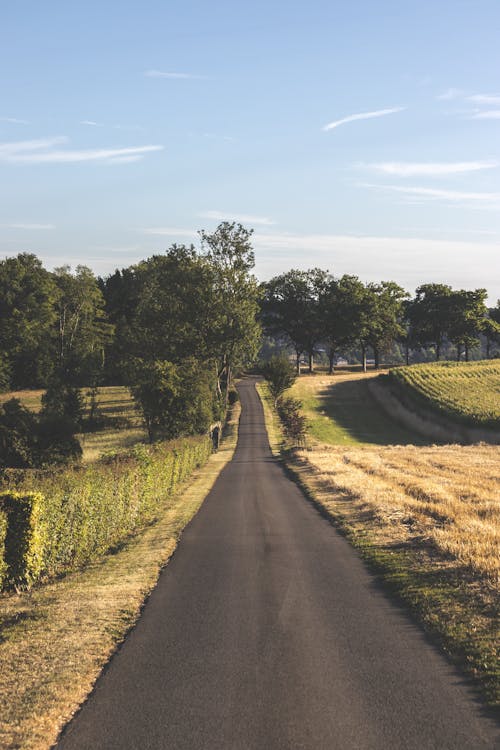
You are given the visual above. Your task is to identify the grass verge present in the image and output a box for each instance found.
[0,401,240,750]
[256,382,500,715]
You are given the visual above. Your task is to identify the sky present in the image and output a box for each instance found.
[1,0,499,301]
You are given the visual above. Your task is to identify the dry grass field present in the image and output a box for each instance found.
[0,385,147,461]
[260,372,500,707]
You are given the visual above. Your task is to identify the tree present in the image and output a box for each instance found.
[53,265,114,385]
[130,358,218,442]
[483,302,500,359]
[262,269,329,373]
[262,355,297,406]
[359,282,408,369]
[407,284,454,361]
[319,275,367,373]
[0,253,59,388]
[200,223,261,400]
[447,289,488,361]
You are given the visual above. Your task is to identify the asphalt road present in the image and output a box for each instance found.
[58,376,499,749]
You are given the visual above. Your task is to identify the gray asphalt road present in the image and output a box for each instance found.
[57,377,499,749]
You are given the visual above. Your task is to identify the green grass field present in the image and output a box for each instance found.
[389,360,500,428]
[289,371,425,446]
[0,386,147,462]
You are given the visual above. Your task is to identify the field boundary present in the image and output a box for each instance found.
[370,376,500,444]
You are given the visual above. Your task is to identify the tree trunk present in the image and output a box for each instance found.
[296,351,301,375]
[374,348,380,370]
[405,344,410,366]
[362,345,367,373]
[486,340,491,359]
[436,343,441,361]
[308,352,313,373]
[456,344,462,362]
[328,349,335,374]
[465,343,469,362]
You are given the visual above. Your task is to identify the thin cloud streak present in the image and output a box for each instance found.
[362,183,500,209]
[0,138,164,164]
[144,69,206,80]
[143,227,198,238]
[470,110,500,120]
[323,107,405,131]
[199,210,276,226]
[467,94,500,105]
[436,88,464,100]
[0,116,29,124]
[363,161,498,176]
[1,223,55,229]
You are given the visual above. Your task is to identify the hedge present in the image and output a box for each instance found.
[0,435,211,590]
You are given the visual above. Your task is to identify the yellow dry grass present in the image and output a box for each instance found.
[299,443,500,585]
[0,402,240,750]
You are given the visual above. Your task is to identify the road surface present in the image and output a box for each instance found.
[58,376,499,749]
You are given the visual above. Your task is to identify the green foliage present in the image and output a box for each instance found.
[388,360,500,428]
[0,253,59,388]
[130,358,220,441]
[276,396,308,446]
[262,355,297,404]
[0,435,212,590]
[41,377,85,427]
[0,397,82,469]
[0,492,46,588]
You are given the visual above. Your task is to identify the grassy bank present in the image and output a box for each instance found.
[388,360,500,429]
[0,402,240,750]
[256,377,500,711]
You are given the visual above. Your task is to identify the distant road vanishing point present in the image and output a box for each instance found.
[57,377,499,749]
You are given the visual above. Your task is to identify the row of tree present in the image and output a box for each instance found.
[261,270,500,372]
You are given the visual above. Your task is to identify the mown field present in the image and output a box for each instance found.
[388,360,500,428]
[264,371,500,708]
[0,386,147,462]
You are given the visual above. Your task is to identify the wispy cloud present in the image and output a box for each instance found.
[80,120,103,127]
[467,93,500,105]
[469,110,500,120]
[362,160,498,177]
[144,69,206,80]
[362,182,500,209]
[0,137,163,164]
[322,107,405,132]
[0,222,55,230]
[250,231,499,298]
[143,227,197,238]
[199,210,276,226]
[436,88,464,101]
[0,116,28,124]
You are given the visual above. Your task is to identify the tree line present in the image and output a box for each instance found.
[261,270,500,372]
[0,223,260,465]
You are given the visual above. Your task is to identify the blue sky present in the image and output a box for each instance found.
[1,1,499,301]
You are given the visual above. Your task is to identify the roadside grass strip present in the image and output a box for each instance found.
[0,402,240,750]
[256,380,500,713]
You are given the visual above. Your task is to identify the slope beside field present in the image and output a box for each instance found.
[388,360,500,429]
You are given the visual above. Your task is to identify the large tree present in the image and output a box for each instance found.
[262,268,329,373]
[200,222,261,399]
[53,265,114,385]
[360,282,408,369]
[319,275,367,373]
[447,289,488,361]
[0,253,59,388]
[407,283,454,361]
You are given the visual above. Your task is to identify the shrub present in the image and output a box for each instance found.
[277,396,308,446]
[262,356,297,405]
[0,492,45,588]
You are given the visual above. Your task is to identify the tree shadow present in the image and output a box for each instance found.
[315,378,432,446]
